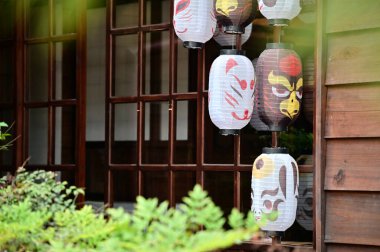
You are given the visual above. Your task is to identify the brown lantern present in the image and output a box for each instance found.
[256,43,303,131]
[214,0,257,34]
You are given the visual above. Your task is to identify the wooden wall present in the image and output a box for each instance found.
[318,0,380,250]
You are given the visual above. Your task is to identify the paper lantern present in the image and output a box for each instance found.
[256,43,303,131]
[215,0,257,34]
[173,0,216,49]
[296,172,313,231]
[250,58,270,131]
[251,147,299,232]
[213,23,252,47]
[258,0,301,26]
[208,49,255,135]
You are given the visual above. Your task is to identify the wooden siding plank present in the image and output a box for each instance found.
[326,84,380,112]
[325,30,380,85]
[325,111,380,138]
[326,0,380,33]
[325,139,380,191]
[327,244,380,252]
[325,192,380,246]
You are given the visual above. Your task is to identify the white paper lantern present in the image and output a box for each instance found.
[296,173,313,231]
[213,23,252,47]
[251,147,299,232]
[208,49,255,135]
[173,0,216,49]
[258,0,301,26]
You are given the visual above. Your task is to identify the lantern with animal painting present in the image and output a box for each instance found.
[215,0,257,34]
[251,147,299,232]
[213,23,252,47]
[208,49,255,135]
[173,0,216,49]
[258,0,301,26]
[296,172,313,231]
[256,43,303,132]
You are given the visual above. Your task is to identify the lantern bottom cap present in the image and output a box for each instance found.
[269,19,290,26]
[219,129,239,136]
[264,231,284,238]
[183,41,204,49]
[223,25,244,34]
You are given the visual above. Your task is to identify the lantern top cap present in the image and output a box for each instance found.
[266,43,293,50]
[220,49,246,56]
[262,147,288,154]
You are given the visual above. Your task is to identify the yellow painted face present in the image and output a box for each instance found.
[268,71,303,119]
[252,154,275,179]
[216,0,238,16]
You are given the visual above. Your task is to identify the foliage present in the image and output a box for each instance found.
[0,167,84,213]
[279,127,313,158]
[0,122,15,151]
[0,169,261,252]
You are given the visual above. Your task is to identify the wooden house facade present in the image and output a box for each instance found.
[0,0,379,251]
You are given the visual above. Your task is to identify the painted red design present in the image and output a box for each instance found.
[279,54,302,77]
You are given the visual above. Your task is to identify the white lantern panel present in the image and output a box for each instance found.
[213,23,252,47]
[258,0,301,25]
[208,50,255,135]
[251,149,299,232]
[296,173,313,231]
[173,0,216,49]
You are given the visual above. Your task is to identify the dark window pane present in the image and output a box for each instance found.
[28,108,48,165]
[0,0,15,39]
[55,40,77,100]
[27,43,48,102]
[114,34,138,97]
[57,170,75,185]
[240,171,251,213]
[176,42,198,93]
[204,171,234,216]
[144,0,170,25]
[174,100,196,164]
[240,127,271,165]
[53,0,76,35]
[142,102,169,164]
[54,106,76,164]
[144,31,169,95]
[26,0,49,38]
[114,0,138,28]
[113,170,138,212]
[0,46,14,103]
[142,171,168,202]
[174,171,196,205]
[112,103,137,164]
[204,99,234,164]
[86,142,106,201]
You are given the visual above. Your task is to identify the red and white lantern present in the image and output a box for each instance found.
[173,0,216,49]
[251,147,299,232]
[208,49,255,135]
[213,23,252,47]
[258,0,301,26]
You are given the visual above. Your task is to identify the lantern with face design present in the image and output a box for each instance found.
[173,0,216,49]
[296,173,313,231]
[208,49,255,135]
[251,147,299,232]
[213,23,252,47]
[256,43,303,132]
[258,0,301,26]
[215,0,257,34]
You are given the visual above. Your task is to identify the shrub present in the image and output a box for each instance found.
[0,170,260,252]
